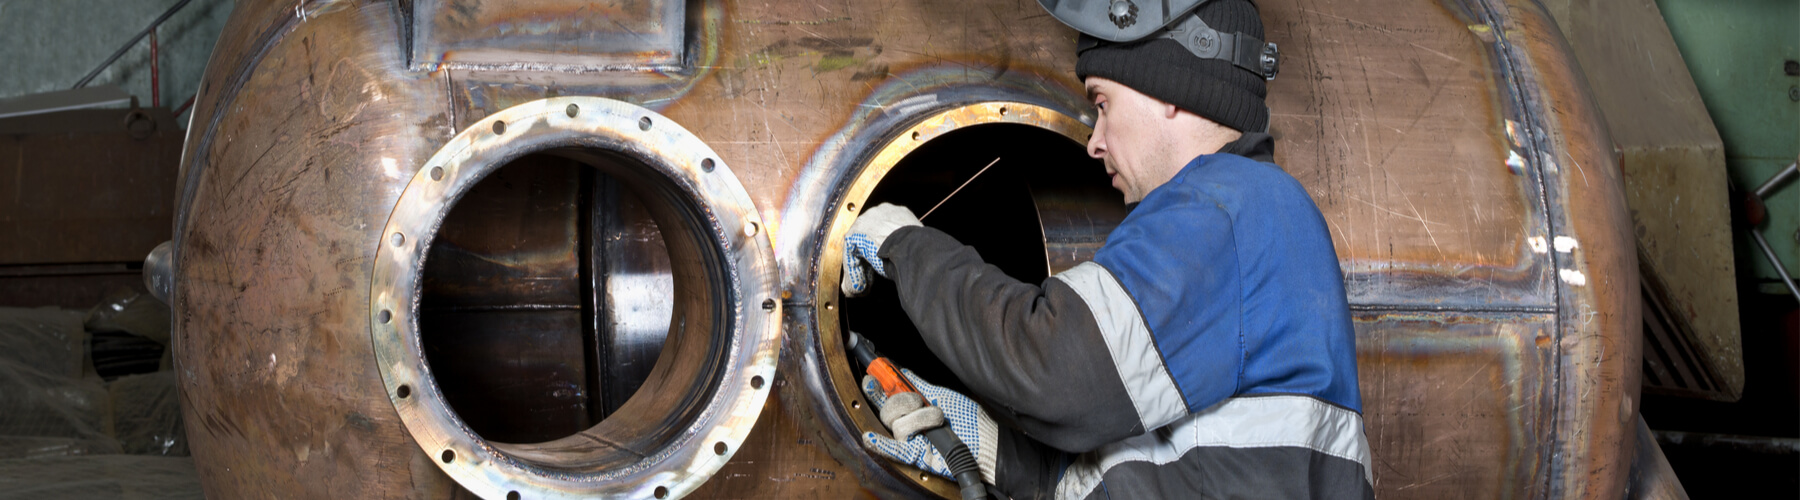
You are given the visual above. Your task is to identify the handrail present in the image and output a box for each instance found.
[71,0,194,90]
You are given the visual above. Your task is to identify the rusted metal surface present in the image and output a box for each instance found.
[0,108,180,266]
[0,269,151,309]
[171,0,1638,498]
[686,385,874,499]
[0,106,180,308]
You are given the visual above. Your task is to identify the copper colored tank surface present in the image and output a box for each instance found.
[170,0,1638,498]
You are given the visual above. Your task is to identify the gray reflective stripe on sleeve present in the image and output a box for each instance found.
[1052,395,1374,499]
[1051,262,1189,432]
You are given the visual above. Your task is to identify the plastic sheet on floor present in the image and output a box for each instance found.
[0,307,120,458]
[109,372,186,456]
[0,307,200,498]
[0,455,203,500]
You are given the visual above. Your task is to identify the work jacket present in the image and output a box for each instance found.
[878,134,1375,499]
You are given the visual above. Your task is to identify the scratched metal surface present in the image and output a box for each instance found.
[1354,311,1556,497]
[170,0,1636,498]
[1264,0,1552,310]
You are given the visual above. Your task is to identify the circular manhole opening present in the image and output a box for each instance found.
[372,98,778,499]
[417,148,686,446]
[805,102,1114,497]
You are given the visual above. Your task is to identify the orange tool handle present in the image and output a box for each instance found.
[866,357,919,397]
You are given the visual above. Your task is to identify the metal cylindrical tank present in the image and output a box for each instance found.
[169,0,1636,498]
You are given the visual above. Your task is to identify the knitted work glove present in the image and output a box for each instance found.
[840,203,921,297]
[860,368,998,485]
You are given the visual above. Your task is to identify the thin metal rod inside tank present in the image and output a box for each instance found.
[921,157,1002,221]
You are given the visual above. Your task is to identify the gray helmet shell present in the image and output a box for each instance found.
[1037,0,1212,42]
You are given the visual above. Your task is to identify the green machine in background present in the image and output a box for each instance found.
[1657,0,1800,292]
[1640,2,1799,495]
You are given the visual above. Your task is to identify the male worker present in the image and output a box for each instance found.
[839,0,1374,498]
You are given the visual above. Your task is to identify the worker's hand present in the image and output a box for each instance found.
[840,203,921,297]
[860,369,997,485]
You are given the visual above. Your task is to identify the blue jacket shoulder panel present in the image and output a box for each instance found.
[1093,183,1243,414]
[1093,153,1363,413]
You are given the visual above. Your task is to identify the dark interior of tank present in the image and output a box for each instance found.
[417,152,676,445]
[840,123,1115,399]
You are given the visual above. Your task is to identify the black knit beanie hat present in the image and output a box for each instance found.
[1075,0,1269,133]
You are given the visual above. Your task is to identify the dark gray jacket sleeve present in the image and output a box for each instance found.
[994,426,1073,500]
[879,226,1144,451]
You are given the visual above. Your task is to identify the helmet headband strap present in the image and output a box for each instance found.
[1078,14,1279,81]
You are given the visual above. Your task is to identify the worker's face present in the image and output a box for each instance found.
[1085,77,1177,204]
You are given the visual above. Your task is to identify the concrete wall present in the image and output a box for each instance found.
[0,0,236,120]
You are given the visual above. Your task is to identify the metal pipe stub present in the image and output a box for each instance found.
[369,97,780,500]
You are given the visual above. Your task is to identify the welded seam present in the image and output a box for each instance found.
[1348,303,1557,314]
[1468,0,1569,497]
[442,70,457,131]
[577,169,605,425]
[576,431,648,459]
[422,61,691,74]
[394,0,414,69]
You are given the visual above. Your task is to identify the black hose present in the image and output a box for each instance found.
[847,331,879,373]
[848,332,990,499]
[924,426,991,500]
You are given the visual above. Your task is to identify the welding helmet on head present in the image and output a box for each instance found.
[1040,0,1278,132]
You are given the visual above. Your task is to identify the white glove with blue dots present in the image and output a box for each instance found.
[860,368,998,485]
[840,203,921,297]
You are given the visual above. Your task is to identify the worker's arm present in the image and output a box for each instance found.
[876,225,1157,453]
[991,424,1075,499]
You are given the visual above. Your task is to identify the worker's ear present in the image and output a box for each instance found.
[1163,102,1181,120]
